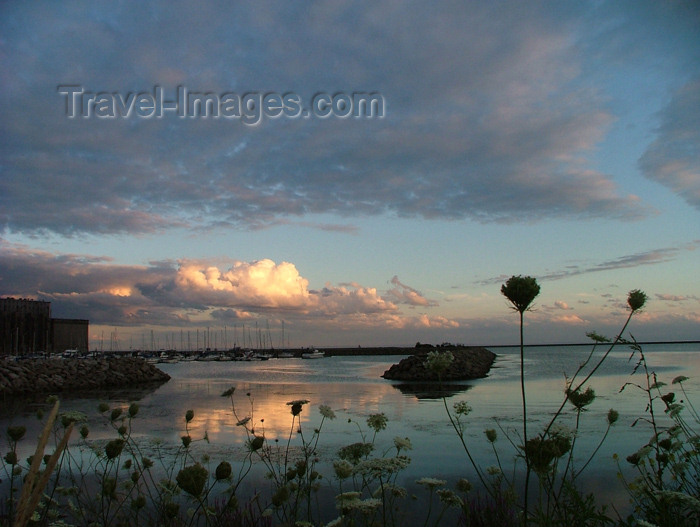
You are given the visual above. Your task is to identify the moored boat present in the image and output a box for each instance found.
[301,348,324,359]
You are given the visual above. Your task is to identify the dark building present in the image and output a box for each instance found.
[0,297,89,355]
[52,318,89,353]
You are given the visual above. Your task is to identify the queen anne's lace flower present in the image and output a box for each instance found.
[437,488,462,507]
[393,436,412,452]
[353,456,410,478]
[319,405,336,419]
[415,477,446,489]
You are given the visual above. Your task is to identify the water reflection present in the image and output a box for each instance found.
[1,348,697,522]
[391,382,473,399]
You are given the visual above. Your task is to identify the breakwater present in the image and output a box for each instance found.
[0,357,170,396]
[320,344,486,357]
[381,346,496,381]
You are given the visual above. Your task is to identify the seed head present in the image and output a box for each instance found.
[105,439,125,460]
[501,275,540,313]
[7,425,26,442]
[215,461,232,480]
[176,463,208,497]
[627,289,647,312]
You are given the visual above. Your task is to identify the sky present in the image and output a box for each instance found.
[1,1,699,350]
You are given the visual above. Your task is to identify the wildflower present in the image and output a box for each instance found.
[338,442,374,463]
[484,428,497,443]
[367,412,388,432]
[437,488,462,507]
[627,289,647,312]
[102,477,117,498]
[672,375,689,385]
[98,402,110,413]
[607,409,619,425]
[215,461,232,480]
[287,399,309,416]
[131,495,146,510]
[236,417,251,427]
[424,350,454,375]
[221,386,235,397]
[164,502,179,519]
[416,477,446,489]
[549,423,576,439]
[393,436,412,452]
[181,435,192,448]
[501,275,540,313]
[354,456,411,478]
[248,435,264,451]
[104,439,125,460]
[271,485,290,506]
[319,404,336,419]
[333,459,354,480]
[128,403,139,417]
[337,494,381,514]
[453,401,472,416]
[566,386,596,410]
[60,411,88,428]
[456,478,472,493]
[586,331,610,343]
[486,466,502,476]
[355,498,382,514]
[336,491,361,502]
[185,410,194,423]
[4,452,17,465]
[658,438,673,451]
[79,425,89,439]
[7,425,26,442]
[522,434,572,473]
[176,464,208,497]
[373,483,407,498]
[110,408,123,421]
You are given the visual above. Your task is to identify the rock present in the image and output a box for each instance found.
[381,346,496,381]
[0,357,170,395]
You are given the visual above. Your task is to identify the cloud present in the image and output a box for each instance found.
[0,1,662,238]
[554,300,573,310]
[639,78,700,210]
[655,293,699,303]
[550,314,585,325]
[175,260,312,309]
[384,276,438,307]
[481,242,700,286]
[0,240,401,326]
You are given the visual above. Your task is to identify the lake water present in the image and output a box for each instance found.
[2,342,699,523]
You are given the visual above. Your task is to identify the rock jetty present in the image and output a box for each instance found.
[381,347,496,381]
[0,357,170,396]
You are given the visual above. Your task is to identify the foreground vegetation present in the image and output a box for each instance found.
[1,279,698,526]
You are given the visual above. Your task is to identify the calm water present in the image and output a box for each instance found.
[2,342,699,521]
